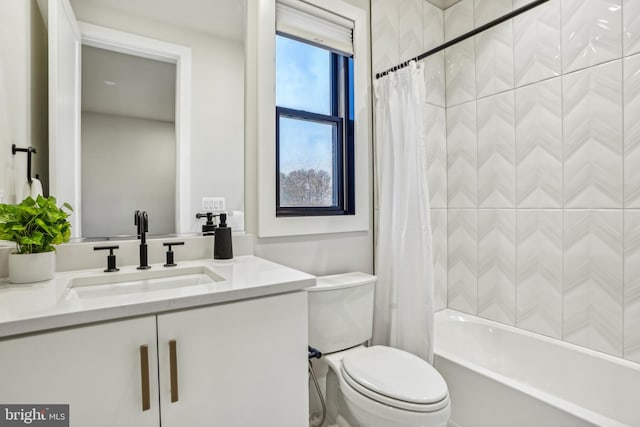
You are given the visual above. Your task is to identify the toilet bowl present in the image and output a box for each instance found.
[309,273,450,427]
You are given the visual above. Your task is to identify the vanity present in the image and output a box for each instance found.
[0,255,314,427]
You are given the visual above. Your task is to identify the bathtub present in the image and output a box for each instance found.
[433,309,640,427]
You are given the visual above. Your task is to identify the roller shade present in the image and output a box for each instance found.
[276,0,354,56]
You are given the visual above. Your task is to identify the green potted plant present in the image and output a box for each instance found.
[0,195,72,283]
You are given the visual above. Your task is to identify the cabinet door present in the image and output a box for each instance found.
[157,292,308,427]
[0,316,159,427]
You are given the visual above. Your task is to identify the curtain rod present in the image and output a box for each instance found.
[375,0,550,80]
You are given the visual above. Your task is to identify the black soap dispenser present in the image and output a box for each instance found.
[214,213,233,260]
[196,212,217,236]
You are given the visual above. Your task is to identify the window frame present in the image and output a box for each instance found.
[254,0,370,238]
[275,36,355,217]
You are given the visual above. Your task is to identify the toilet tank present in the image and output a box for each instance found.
[308,272,377,354]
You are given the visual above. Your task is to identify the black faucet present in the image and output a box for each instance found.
[135,210,151,270]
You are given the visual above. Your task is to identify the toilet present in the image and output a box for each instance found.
[308,272,450,427]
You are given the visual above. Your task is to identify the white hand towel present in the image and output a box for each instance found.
[20,180,31,201]
[30,178,43,198]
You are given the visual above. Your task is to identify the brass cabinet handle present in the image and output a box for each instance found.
[139,345,151,411]
[169,339,179,402]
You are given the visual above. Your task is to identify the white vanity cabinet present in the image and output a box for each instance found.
[0,291,308,427]
[157,291,308,427]
[0,316,160,427]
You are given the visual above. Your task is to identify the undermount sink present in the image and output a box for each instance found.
[64,266,224,299]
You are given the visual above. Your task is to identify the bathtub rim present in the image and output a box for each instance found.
[434,308,640,427]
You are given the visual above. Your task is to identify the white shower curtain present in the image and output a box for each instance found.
[372,61,436,363]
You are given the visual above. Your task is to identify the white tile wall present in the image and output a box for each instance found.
[438,0,638,362]
[563,210,623,356]
[478,209,516,324]
[447,101,477,207]
[432,209,448,311]
[561,0,622,74]
[562,60,623,209]
[477,92,516,208]
[371,0,399,73]
[371,0,640,362]
[474,0,511,28]
[448,209,478,314]
[513,0,561,87]
[424,1,445,50]
[400,0,425,61]
[425,104,447,208]
[424,1,446,107]
[624,53,640,208]
[625,211,640,362]
[517,210,563,339]
[475,22,514,97]
[623,0,640,56]
[424,53,446,106]
[445,39,476,106]
[515,78,563,208]
[444,0,473,41]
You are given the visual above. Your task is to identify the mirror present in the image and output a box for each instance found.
[0,0,246,239]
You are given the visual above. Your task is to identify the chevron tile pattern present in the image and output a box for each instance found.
[423,1,444,51]
[447,102,477,207]
[432,209,448,311]
[563,210,623,356]
[623,0,640,56]
[478,92,516,208]
[399,0,423,63]
[563,61,623,208]
[370,0,640,360]
[475,22,514,98]
[625,211,640,362]
[445,39,476,106]
[624,54,640,208]
[423,3,445,107]
[424,104,447,208]
[444,0,473,42]
[448,209,478,314]
[423,53,446,107]
[517,210,563,338]
[515,78,562,208]
[371,0,399,75]
[473,0,511,28]
[513,0,561,88]
[478,210,516,324]
[512,0,539,7]
[561,0,622,74]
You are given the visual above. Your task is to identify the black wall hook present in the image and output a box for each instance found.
[12,144,37,184]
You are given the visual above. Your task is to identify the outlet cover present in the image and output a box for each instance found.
[202,197,225,212]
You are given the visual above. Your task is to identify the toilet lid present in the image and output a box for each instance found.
[341,346,448,406]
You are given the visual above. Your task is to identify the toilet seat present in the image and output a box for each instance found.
[340,346,449,412]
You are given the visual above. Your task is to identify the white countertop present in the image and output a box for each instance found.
[0,255,315,338]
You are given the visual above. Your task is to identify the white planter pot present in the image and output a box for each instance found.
[9,251,56,284]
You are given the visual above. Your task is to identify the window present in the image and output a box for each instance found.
[275,6,355,217]
[255,0,369,237]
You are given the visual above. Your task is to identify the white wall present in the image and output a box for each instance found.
[245,0,373,276]
[69,1,245,232]
[81,112,175,237]
[0,0,48,202]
